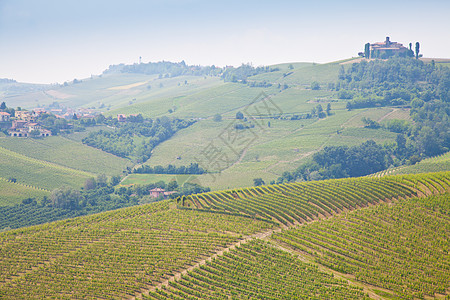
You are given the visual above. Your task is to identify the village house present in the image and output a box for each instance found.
[149,188,177,198]
[117,114,127,122]
[0,111,10,122]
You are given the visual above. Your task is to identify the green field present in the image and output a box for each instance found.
[1,172,448,299]
[0,136,132,176]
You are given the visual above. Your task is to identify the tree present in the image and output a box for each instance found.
[288,64,294,70]
[253,178,265,186]
[29,130,41,137]
[311,81,320,90]
[326,103,331,116]
[110,175,121,186]
[96,174,108,187]
[72,113,78,120]
[213,114,222,122]
[415,42,420,59]
[236,111,244,119]
[364,43,370,58]
[84,178,97,190]
[51,187,82,210]
[0,102,6,110]
[167,180,178,191]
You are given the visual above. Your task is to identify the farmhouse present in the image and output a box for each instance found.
[149,188,176,198]
[117,114,127,122]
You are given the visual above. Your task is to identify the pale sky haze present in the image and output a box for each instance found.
[0,0,449,84]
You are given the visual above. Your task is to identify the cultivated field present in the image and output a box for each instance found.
[1,171,448,299]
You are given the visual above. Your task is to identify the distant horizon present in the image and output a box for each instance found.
[1,0,449,84]
[4,55,450,85]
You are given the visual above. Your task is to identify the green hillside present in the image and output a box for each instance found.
[371,151,450,177]
[0,178,49,207]
[0,145,94,190]
[0,136,132,176]
[1,172,448,299]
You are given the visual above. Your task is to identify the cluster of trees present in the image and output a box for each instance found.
[82,116,195,162]
[275,141,391,183]
[337,58,449,109]
[132,163,205,175]
[222,64,279,82]
[103,60,221,78]
[1,173,210,230]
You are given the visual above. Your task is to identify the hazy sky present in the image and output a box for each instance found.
[1,0,449,84]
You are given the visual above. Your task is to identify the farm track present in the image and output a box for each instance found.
[133,183,431,300]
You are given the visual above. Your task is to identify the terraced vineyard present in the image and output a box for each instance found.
[272,193,450,299]
[147,239,369,300]
[1,172,449,299]
[179,175,424,226]
[0,201,273,299]
[370,151,450,177]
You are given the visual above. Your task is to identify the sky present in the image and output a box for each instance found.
[0,0,449,84]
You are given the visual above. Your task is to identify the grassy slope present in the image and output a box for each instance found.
[2,60,404,191]
[0,136,131,176]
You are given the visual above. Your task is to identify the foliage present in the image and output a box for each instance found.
[104,60,222,77]
[277,140,390,182]
[221,64,279,82]
[133,163,205,175]
[82,117,195,162]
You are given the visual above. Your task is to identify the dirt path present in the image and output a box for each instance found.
[132,228,280,299]
[377,108,398,122]
[132,184,437,300]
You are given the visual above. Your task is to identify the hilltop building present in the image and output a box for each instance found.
[363,37,411,59]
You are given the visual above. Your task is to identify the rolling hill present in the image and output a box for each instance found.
[1,171,448,299]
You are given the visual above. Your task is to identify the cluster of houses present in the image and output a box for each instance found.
[0,110,52,137]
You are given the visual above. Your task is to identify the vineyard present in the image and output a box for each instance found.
[178,173,448,226]
[272,193,450,299]
[0,171,449,299]
[0,136,132,176]
[0,201,273,299]
[146,239,369,300]
[0,177,49,207]
[370,151,450,177]
[0,146,94,190]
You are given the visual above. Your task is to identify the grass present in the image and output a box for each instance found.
[0,136,132,176]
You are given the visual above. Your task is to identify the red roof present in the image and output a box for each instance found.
[0,112,10,115]
[149,188,165,192]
